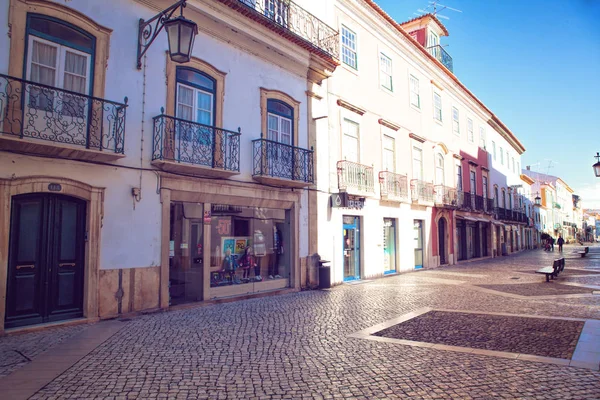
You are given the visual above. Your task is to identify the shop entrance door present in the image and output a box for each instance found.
[383,218,396,274]
[343,216,360,281]
[438,218,446,265]
[414,220,424,269]
[6,194,86,329]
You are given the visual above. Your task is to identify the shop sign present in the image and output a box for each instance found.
[48,183,62,192]
[330,192,365,209]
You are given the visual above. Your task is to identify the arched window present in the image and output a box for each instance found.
[176,67,216,126]
[435,153,444,185]
[25,14,95,113]
[266,99,293,145]
[494,186,499,207]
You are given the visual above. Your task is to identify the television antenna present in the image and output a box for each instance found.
[414,1,462,21]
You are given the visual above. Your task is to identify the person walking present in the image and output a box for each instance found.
[550,236,555,252]
[557,235,564,252]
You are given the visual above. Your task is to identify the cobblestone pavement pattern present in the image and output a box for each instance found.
[476,282,595,296]
[1,245,599,399]
[373,311,584,359]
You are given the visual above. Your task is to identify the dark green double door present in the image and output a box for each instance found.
[5,194,85,329]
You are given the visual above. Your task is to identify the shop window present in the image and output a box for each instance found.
[209,204,290,289]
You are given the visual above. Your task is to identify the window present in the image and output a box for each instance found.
[512,157,515,173]
[343,119,359,162]
[341,25,357,69]
[409,75,420,108]
[264,0,289,26]
[412,147,423,180]
[176,68,215,126]
[469,170,476,194]
[435,153,444,185]
[508,192,512,209]
[383,135,395,171]
[433,92,442,122]
[494,187,499,207]
[456,165,462,191]
[479,127,485,149]
[452,107,459,135]
[25,16,94,117]
[502,190,506,208]
[517,162,520,173]
[467,118,474,142]
[267,99,293,145]
[500,146,504,165]
[483,176,488,198]
[492,141,496,160]
[380,53,392,91]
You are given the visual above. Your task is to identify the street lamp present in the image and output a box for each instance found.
[534,192,541,206]
[137,0,198,69]
[593,152,600,177]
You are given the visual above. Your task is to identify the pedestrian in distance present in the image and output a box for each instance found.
[550,236,555,252]
[557,235,564,252]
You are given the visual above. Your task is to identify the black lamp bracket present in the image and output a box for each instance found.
[137,0,187,69]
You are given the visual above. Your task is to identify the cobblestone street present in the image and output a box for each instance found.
[1,245,600,399]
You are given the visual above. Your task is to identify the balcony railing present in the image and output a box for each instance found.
[474,195,485,212]
[485,198,495,214]
[434,185,458,207]
[411,180,435,203]
[460,191,474,210]
[379,171,408,202]
[426,45,453,72]
[252,139,313,183]
[337,160,374,194]
[0,73,127,154]
[152,113,240,172]
[231,0,339,59]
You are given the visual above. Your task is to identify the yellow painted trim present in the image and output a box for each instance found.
[9,0,112,99]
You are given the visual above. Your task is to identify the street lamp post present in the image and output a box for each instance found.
[593,152,600,177]
[137,0,198,69]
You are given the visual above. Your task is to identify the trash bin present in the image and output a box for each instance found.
[318,260,331,289]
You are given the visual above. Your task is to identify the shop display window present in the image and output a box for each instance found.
[209,204,290,288]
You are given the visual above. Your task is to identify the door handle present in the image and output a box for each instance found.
[59,263,76,267]
[16,264,34,270]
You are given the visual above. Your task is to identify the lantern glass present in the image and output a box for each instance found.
[164,15,197,64]
[535,196,541,206]
[593,161,600,177]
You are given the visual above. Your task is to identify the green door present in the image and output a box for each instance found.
[5,194,86,329]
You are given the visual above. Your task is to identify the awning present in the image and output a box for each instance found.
[458,216,478,222]
[492,221,505,226]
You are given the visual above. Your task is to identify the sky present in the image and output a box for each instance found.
[375,0,600,208]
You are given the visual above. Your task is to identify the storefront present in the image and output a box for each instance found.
[160,175,301,306]
[383,218,397,274]
[343,215,361,281]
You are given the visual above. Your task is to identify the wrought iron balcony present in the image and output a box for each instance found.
[411,180,435,204]
[434,185,459,207]
[252,139,313,187]
[427,45,453,73]
[0,73,127,161]
[495,207,506,220]
[460,191,475,210]
[152,112,241,178]
[337,160,374,195]
[379,171,409,202]
[224,0,339,60]
[474,195,485,212]
[485,198,495,214]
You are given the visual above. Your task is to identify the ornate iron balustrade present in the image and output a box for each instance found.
[485,198,495,214]
[410,180,435,203]
[426,45,453,72]
[230,0,339,59]
[474,195,485,212]
[434,185,458,207]
[337,160,374,194]
[152,113,240,171]
[379,171,408,201]
[460,191,475,210]
[495,207,506,220]
[252,139,313,183]
[0,73,127,153]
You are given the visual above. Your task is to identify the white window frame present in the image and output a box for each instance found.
[341,25,357,70]
[479,126,486,149]
[267,112,292,145]
[379,52,392,91]
[456,164,463,191]
[342,118,360,163]
[433,92,442,122]
[492,141,496,160]
[176,82,214,126]
[435,153,445,186]
[467,118,474,142]
[412,146,423,181]
[452,107,460,135]
[409,75,420,108]
[500,146,504,165]
[382,134,395,172]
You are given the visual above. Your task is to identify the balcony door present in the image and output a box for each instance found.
[435,153,444,203]
[175,68,215,166]
[24,16,94,146]
[6,194,85,328]
[267,99,294,179]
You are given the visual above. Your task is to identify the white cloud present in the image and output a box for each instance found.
[574,181,600,209]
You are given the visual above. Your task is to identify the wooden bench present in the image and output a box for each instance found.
[577,246,590,258]
[535,257,565,282]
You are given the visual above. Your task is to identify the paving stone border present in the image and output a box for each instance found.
[476,283,595,296]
